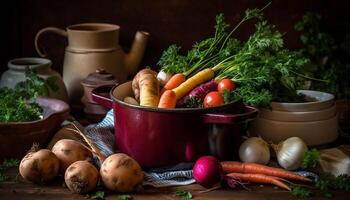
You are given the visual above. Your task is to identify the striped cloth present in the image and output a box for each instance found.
[84,110,195,187]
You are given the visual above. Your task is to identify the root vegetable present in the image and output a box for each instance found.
[221,161,311,182]
[172,68,215,100]
[193,156,223,188]
[69,124,144,193]
[156,70,172,86]
[52,139,93,174]
[161,73,186,92]
[132,68,160,107]
[239,137,270,165]
[226,172,291,191]
[124,96,139,105]
[158,90,177,108]
[273,137,308,170]
[64,160,99,194]
[19,147,59,183]
[178,80,218,107]
[100,153,144,192]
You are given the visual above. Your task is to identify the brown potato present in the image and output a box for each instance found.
[52,139,93,174]
[19,149,59,183]
[100,153,144,192]
[64,160,99,194]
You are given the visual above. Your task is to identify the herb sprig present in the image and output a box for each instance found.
[173,188,192,200]
[85,191,105,200]
[0,159,20,182]
[301,149,320,170]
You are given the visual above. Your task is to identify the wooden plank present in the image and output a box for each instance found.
[0,168,348,200]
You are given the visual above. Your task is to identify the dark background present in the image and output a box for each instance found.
[1,0,350,75]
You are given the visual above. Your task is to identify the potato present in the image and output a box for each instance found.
[64,160,99,194]
[52,139,93,174]
[100,153,144,192]
[19,149,59,183]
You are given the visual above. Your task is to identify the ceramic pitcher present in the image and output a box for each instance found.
[35,23,149,102]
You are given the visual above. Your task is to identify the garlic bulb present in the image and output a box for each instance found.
[239,137,270,165]
[273,137,308,170]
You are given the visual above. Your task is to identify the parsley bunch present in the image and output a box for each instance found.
[0,69,57,122]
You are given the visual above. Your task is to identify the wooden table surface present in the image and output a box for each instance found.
[0,168,348,200]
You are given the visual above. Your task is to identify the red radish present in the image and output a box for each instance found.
[193,156,223,188]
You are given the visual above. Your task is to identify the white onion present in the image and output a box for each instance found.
[156,70,172,86]
[239,137,270,165]
[273,137,308,170]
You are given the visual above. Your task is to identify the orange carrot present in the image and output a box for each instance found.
[221,161,310,182]
[158,90,177,108]
[226,172,291,191]
[163,73,186,91]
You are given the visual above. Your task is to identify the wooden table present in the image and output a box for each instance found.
[0,168,348,200]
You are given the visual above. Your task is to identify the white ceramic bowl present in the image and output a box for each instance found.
[259,103,337,122]
[270,90,334,112]
[249,115,339,146]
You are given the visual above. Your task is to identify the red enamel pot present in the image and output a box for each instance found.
[92,81,258,168]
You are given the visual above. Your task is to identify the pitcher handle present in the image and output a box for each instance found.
[35,27,67,57]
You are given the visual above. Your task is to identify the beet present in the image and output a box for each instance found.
[178,80,218,107]
[193,155,223,188]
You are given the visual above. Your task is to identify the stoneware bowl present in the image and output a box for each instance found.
[249,115,338,146]
[0,97,70,160]
[259,103,337,122]
[270,90,334,112]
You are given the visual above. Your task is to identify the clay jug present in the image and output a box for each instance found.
[0,57,68,102]
[35,23,149,102]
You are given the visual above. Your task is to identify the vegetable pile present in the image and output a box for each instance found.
[18,123,144,197]
[153,2,313,108]
[126,3,315,109]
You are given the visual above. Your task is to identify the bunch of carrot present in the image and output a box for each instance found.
[158,68,215,108]
[221,161,311,191]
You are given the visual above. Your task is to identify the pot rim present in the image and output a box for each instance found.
[67,23,120,32]
[109,85,241,114]
[8,57,52,71]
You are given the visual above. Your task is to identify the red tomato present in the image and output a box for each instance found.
[217,79,236,92]
[204,91,224,108]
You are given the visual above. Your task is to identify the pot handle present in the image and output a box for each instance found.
[91,85,116,109]
[203,106,258,124]
[35,27,68,57]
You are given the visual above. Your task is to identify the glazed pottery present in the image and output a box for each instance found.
[35,23,149,102]
[250,90,338,146]
[81,69,117,122]
[92,82,258,168]
[259,103,337,122]
[250,116,338,146]
[0,97,70,160]
[0,57,68,102]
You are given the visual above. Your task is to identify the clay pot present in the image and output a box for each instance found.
[0,57,68,102]
[0,97,70,160]
[249,90,338,146]
[81,69,117,122]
